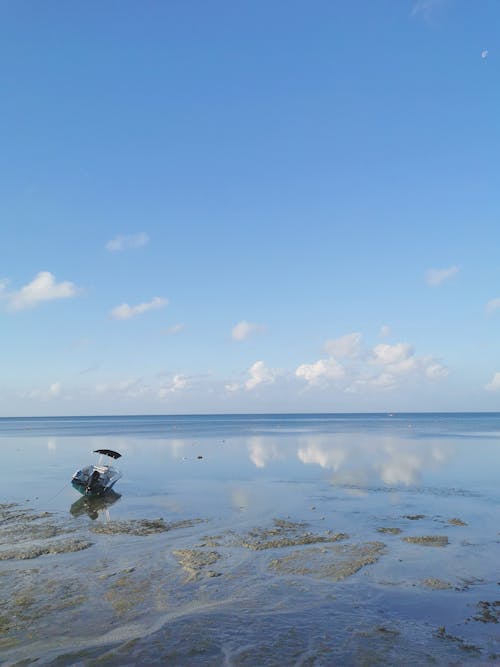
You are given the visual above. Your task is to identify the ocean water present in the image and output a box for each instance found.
[2,413,500,665]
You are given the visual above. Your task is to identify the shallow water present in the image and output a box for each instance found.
[2,413,500,665]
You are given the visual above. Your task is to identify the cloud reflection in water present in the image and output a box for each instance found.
[297,436,452,488]
[248,437,280,468]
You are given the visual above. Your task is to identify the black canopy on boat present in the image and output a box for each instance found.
[93,449,122,459]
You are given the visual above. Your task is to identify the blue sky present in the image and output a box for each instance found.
[1,0,499,415]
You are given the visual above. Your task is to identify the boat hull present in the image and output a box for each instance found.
[71,464,122,497]
[71,479,120,497]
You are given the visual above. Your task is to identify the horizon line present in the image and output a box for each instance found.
[1,410,500,419]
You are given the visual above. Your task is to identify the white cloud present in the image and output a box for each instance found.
[245,361,276,390]
[324,332,362,359]
[158,374,189,397]
[106,233,149,252]
[49,382,61,397]
[368,344,447,385]
[486,298,500,314]
[425,265,459,286]
[425,363,449,380]
[231,320,266,341]
[111,296,168,320]
[485,372,500,392]
[294,334,449,394]
[481,49,488,59]
[370,342,414,366]
[295,358,345,386]
[7,271,80,310]
[322,337,448,393]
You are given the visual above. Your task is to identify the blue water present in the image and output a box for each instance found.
[2,410,500,436]
[3,413,500,665]
[2,412,500,503]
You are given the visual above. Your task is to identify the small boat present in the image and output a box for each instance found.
[71,449,122,497]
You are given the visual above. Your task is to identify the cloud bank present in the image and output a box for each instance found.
[295,358,345,386]
[295,332,448,393]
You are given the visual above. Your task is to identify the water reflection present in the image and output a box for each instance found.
[298,442,346,472]
[296,435,453,487]
[70,490,121,520]
[248,437,279,468]
[117,432,455,491]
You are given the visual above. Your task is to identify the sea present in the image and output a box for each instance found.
[2,412,500,665]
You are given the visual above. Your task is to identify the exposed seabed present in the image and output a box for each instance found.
[2,484,500,666]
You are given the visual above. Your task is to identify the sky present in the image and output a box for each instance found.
[1,0,499,416]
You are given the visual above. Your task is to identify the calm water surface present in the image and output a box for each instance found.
[2,413,500,665]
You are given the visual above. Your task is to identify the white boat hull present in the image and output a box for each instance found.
[71,464,122,496]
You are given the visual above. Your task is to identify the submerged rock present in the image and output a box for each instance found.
[104,571,153,617]
[472,601,500,624]
[448,518,467,526]
[239,518,348,551]
[0,503,78,553]
[0,538,93,560]
[434,627,481,654]
[173,548,222,582]
[90,518,203,536]
[377,527,402,535]
[402,535,449,547]
[2,522,76,541]
[0,502,91,561]
[422,578,454,590]
[268,541,386,581]
[0,503,52,525]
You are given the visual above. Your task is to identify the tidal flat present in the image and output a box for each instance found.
[2,413,500,665]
